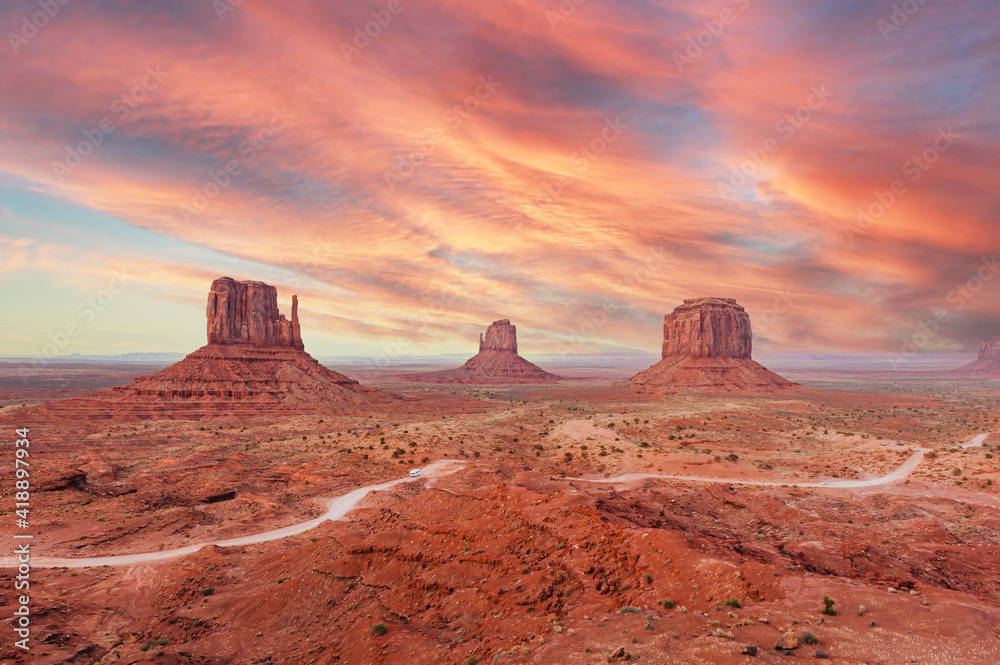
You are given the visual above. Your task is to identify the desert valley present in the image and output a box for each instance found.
[1,279,997,665]
[2,2,997,663]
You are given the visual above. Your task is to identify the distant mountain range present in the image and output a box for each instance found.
[0,352,186,363]
[0,351,976,372]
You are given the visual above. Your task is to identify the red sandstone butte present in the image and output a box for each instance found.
[207,277,303,350]
[955,337,1000,373]
[38,277,388,418]
[628,297,795,394]
[407,319,561,384]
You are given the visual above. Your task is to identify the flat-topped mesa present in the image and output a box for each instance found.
[479,319,517,353]
[627,296,795,394]
[978,337,1000,360]
[407,318,560,384]
[662,297,751,360]
[207,277,303,350]
[955,337,1000,373]
[33,276,393,418]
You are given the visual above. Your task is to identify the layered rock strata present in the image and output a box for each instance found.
[955,337,1000,373]
[628,297,795,394]
[38,278,388,418]
[408,319,560,384]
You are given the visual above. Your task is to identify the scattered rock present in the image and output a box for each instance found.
[741,644,758,656]
[775,632,799,650]
[816,649,830,658]
[608,646,632,661]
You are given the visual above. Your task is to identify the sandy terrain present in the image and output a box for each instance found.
[0,368,998,664]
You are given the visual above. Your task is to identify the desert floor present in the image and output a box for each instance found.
[0,364,998,664]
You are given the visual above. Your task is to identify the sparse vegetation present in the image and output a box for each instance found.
[821,595,837,616]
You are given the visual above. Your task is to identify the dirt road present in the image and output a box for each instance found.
[3,432,992,569]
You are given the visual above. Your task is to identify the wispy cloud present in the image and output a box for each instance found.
[0,0,997,356]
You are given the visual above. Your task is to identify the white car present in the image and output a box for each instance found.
[409,468,421,477]
[459,466,466,470]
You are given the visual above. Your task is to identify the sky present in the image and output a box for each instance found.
[1,0,998,363]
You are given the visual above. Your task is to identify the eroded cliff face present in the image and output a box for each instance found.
[479,319,518,353]
[955,337,1000,373]
[38,277,390,416]
[662,297,751,360]
[978,337,1000,360]
[629,297,794,394]
[207,277,303,350]
[411,319,559,384]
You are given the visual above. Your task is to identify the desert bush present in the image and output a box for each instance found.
[821,595,837,616]
[724,597,741,609]
[370,622,388,637]
[801,630,819,645]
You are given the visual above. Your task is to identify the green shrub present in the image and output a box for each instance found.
[724,597,741,609]
[370,622,388,637]
[821,595,837,616]
[201,586,214,596]
[801,630,819,645]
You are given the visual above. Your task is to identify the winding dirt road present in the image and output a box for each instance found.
[1,460,463,569]
[2,433,992,569]
[565,433,992,489]
[563,446,930,489]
